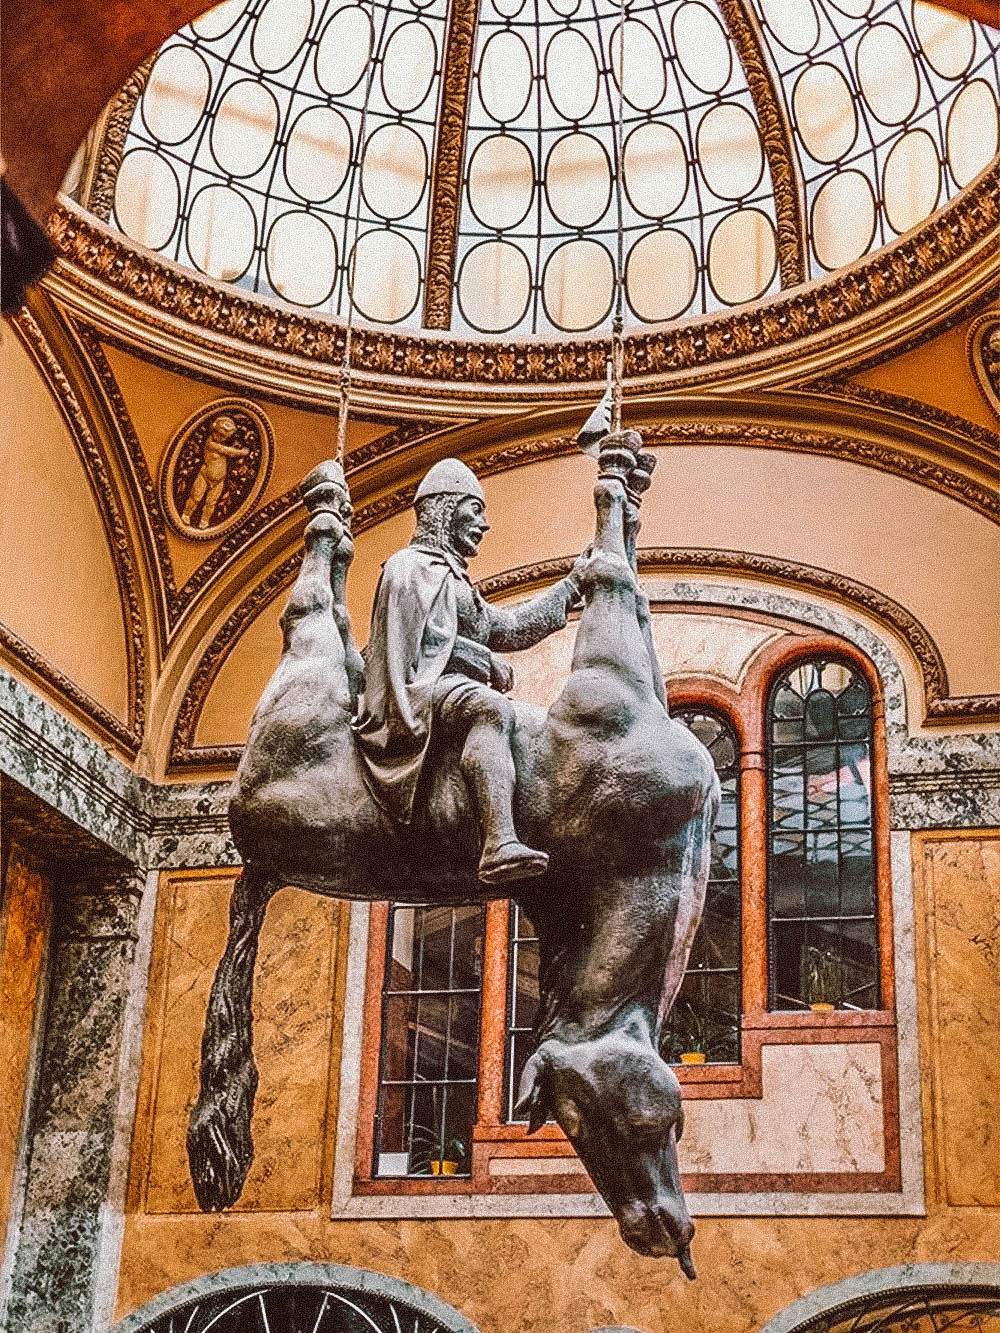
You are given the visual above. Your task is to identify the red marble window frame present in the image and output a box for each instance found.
[353,630,899,1197]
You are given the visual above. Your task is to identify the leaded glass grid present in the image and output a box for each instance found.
[114,0,447,322]
[767,658,879,1012]
[661,708,741,1064]
[454,0,779,335]
[788,1286,1000,1333]
[750,0,1000,276]
[373,903,484,1177]
[504,902,541,1120]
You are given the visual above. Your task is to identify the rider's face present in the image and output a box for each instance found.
[450,496,490,557]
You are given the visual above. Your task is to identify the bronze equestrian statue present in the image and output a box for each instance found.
[187,427,719,1277]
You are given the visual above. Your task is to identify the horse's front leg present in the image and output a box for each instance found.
[187,865,277,1210]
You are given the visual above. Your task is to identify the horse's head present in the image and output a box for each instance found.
[515,1016,695,1276]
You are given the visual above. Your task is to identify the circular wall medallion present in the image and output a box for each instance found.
[968,313,1000,420]
[161,398,273,541]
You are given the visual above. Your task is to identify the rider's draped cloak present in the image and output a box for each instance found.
[353,542,576,824]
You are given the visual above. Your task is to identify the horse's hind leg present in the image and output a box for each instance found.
[187,864,277,1211]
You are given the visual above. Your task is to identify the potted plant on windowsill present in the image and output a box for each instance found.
[672,1002,711,1064]
[802,944,841,1012]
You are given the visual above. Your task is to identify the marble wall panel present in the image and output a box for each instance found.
[920,835,1000,1208]
[0,851,49,1258]
[680,1044,885,1175]
[138,873,340,1214]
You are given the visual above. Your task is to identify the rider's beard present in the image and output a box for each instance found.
[411,494,463,559]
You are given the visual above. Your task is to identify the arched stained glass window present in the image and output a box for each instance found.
[768,658,878,1012]
[661,709,741,1064]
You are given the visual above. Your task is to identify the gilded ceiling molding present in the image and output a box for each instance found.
[73,324,452,648]
[422,0,480,330]
[803,377,1000,457]
[44,164,1000,395]
[82,55,154,224]
[477,550,1000,727]
[169,539,998,770]
[967,310,1000,418]
[6,311,145,754]
[714,0,807,287]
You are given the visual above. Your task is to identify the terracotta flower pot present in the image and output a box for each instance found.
[809,1002,835,1012]
[680,1051,707,1064]
[431,1160,459,1175]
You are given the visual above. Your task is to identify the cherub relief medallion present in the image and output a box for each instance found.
[968,313,1000,421]
[161,399,273,540]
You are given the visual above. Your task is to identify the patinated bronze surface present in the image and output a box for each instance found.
[188,430,719,1275]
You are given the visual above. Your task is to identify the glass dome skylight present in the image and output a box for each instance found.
[104,0,999,336]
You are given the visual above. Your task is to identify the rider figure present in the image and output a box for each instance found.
[353,458,584,884]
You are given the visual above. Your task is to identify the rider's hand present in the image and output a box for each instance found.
[491,655,515,693]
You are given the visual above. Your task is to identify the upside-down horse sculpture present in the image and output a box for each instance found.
[187,424,719,1277]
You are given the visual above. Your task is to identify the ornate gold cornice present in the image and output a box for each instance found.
[44,162,1000,398]
[84,55,154,223]
[714,0,807,287]
[423,0,480,330]
[6,310,145,754]
[169,542,998,770]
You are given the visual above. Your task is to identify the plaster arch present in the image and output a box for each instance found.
[756,1262,1000,1333]
[110,1261,481,1333]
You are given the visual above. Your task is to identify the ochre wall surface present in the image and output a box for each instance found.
[193,447,1000,751]
[0,333,131,723]
[115,838,1000,1333]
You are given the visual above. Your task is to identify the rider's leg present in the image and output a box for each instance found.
[438,679,549,884]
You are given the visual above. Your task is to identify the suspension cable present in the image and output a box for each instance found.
[611,0,627,434]
[336,23,378,472]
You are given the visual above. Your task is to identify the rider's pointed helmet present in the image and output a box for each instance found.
[414,457,485,504]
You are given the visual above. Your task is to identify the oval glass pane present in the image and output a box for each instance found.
[284,106,352,203]
[759,0,819,55]
[792,62,857,163]
[141,46,210,145]
[266,211,337,306]
[626,229,697,323]
[548,0,580,14]
[211,80,279,177]
[458,240,531,332]
[697,103,764,201]
[882,128,940,234]
[610,20,666,113]
[114,149,179,250]
[856,24,919,126]
[708,208,776,304]
[361,123,427,219]
[829,0,871,14]
[467,135,534,230]
[252,0,313,71]
[479,30,533,122]
[811,170,876,270]
[545,28,599,122]
[542,239,614,331]
[545,133,611,228]
[191,0,245,40]
[947,80,999,187]
[187,185,256,281]
[381,21,437,113]
[624,122,688,218]
[492,0,525,16]
[349,229,420,323]
[672,3,732,95]
[316,6,373,96]
[913,2,974,79]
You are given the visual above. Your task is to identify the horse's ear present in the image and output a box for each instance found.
[514,1050,551,1135]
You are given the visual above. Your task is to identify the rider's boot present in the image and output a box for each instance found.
[461,720,549,884]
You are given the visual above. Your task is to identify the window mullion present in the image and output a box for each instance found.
[741,747,769,1017]
[476,898,511,1132]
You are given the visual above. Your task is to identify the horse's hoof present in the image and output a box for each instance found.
[478,842,549,884]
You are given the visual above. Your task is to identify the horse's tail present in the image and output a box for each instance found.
[187,865,276,1211]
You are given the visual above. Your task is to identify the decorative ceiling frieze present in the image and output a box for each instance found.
[82,55,154,224]
[423,0,481,330]
[713,0,807,287]
[967,309,1000,417]
[44,165,1000,396]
